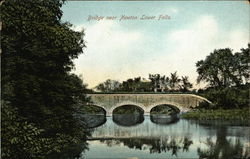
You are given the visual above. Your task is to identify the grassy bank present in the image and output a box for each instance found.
[181,108,250,120]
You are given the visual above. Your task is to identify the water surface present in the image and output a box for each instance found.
[83,115,250,159]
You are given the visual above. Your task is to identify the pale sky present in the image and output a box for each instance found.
[61,1,250,89]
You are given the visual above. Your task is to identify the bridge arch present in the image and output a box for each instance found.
[147,102,190,113]
[149,104,180,114]
[109,102,146,115]
[84,104,107,115]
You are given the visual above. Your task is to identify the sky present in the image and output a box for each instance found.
[61,1,249,89]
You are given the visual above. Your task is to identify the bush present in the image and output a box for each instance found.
[200,84,249,109]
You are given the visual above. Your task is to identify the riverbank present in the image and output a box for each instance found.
[181,108,250,121]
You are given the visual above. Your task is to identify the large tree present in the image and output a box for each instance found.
[196,45,249,109]
[234,44,250,84]
[1,0,89,158]
[197,48,238,88]
[196,46,249,88]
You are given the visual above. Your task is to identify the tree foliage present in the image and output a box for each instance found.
[95,79,121,92]
[196,45,250,109]
[1,0,89,158]
[1,101,50,159]
[169,72,181,91]
[95,72,193,93]
[196,46,250,88]
[180,76,193,92]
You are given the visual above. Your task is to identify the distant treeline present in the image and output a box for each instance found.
[95,72,193,93]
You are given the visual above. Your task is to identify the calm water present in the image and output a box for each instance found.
[81,114,250,159]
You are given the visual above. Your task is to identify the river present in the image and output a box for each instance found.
[80,114,250,159]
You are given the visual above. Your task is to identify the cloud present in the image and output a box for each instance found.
[140,15,249,88]
[170,8,179,14]
[72,15,249,89]
[72,21,146,87]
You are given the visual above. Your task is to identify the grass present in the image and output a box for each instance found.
[181,108,250,120]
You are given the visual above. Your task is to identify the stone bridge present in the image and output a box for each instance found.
[86,93,211,116]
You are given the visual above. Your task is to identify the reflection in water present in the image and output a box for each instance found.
[99,136,193,156]
[46,141,89,159]
[81,114,106,128]
[113,114,144,126]
[53,111,250,159]
[85,116,250,159]
[197,126,250,159]
[150,114,179,125]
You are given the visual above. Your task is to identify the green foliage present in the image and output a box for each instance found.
[1,0,90,158]
[82,105,105,114]
[196,45,250,88]
[199,84,249,109]
[113,105,143,114]
[149,74,169,92]
[95,73,193,93]
[120,77,153,92]
[196,45,249,109]
[182,108,250,120]
[179,76,193,92]
[169,72,181,91]
[95,79,121,92]
[150,105,177,115]
[1,101,50,159]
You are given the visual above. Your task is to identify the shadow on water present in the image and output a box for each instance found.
[150,114,180,125]
[112,105,145,127]
[113,113,144,127]
[197,126,250,159]
[100,136,193,156]
[80,114,107,128]
[150,104,180,125]
[79,105,107,128]
[187,120,250,159]
[46,141,89,159]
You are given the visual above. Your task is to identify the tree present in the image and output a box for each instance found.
[196,47,249,88]
[118,77,145,92]
[149,74,169,92]
[180,76,193,92]
[196,45,250,109]
[234,44,250,84]
[169,72,181,91]
[1,0,89,158]
[95,79,121,92]
[1,100,50,159]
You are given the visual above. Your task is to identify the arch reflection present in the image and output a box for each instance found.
[112,105,144,126]
[113,114,144,127]
[81,114,106,128]
[150,114,179,125]
[80,105,107,128]
[150,104,180,125]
